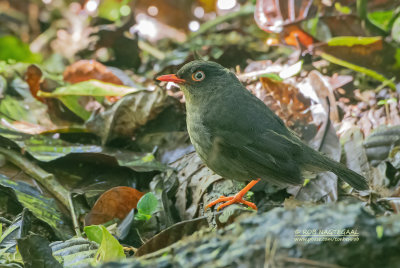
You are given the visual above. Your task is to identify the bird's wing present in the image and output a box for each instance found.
[203,90,305,185]
[209,128,304,185]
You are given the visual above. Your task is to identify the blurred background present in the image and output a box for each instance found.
[1,2,400,266]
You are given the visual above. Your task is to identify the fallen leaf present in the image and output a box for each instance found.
[18,234,62,268]
[84,225,125,263]
[85,186,145,226]
[50,237,98,267]
[86,88,169,144]
[135,217,209,257]
[259,76,312,127]
[63,60,123,86]
[25,65,44,102]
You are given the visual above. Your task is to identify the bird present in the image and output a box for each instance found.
[157,60,369,211]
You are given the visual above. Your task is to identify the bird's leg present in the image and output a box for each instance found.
[205,179,261,211]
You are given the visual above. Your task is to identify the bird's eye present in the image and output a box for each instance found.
[192,71,205,82]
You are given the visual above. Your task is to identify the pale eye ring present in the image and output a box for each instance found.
[192,71,205,81]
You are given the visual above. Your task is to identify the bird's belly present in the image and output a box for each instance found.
[203,150,251,181]
[188,127,250,181]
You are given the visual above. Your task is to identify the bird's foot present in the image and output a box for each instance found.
[205,179,260,211]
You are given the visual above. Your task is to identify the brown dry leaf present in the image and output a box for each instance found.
[84,186,145,226]
[308,70,339,123]
[63,60,123,85]
[342,127,383,189]
[63,60,124,103]
[259,76,312,126]
[26,64,44,102]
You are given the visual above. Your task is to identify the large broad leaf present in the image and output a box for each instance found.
[37,80,145,121]
[0,95,53,126]
[86,88,169,144]
[84,225,125,264]
[0,209,57,256]
[38,80,142,98]
[0,175,74,240]
[0,130,167,172]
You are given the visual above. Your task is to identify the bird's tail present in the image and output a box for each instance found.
[308,149,369,190]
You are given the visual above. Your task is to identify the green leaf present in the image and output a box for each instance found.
[0,36,41,63]
[38,80,142,97]
[37,80,144,120]
[0,96,32,122]
[327,36,382,47]
[377,98,397,105]
[84,225,125,263]
[368,10,394,31]
[84,225,104,244]
[395,49,400,69]
[59,96,92,120]
[260,73,283,82]
[376,225,384,239]
[334,3,351,14]
[0,176,73,240]
[135,192,158,220]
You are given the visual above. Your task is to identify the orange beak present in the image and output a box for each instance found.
[156,74,186,84]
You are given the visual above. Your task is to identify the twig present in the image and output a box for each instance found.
[0,217,12,225]
[190,4,254,39]
[0,147,69,208]
[68,193,82,237]
[138,40,166,60]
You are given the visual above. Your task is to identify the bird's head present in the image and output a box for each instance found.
[157,60,238,102]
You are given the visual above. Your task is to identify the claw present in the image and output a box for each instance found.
[205,179,260,211]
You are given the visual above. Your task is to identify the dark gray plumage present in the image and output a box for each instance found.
[163,60,369,190]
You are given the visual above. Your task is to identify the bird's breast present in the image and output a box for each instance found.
[186,109,213,161]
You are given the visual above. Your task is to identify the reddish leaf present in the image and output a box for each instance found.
[63,60,126,103]
[63,60,123,85]
[254,0,400,47]
[85,186,145,226]
[283,25,315,47]
[26,65,44,102]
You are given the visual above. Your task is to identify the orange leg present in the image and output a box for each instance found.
[205,179,261,211]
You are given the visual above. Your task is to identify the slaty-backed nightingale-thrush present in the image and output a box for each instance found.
[157,61,368,210]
